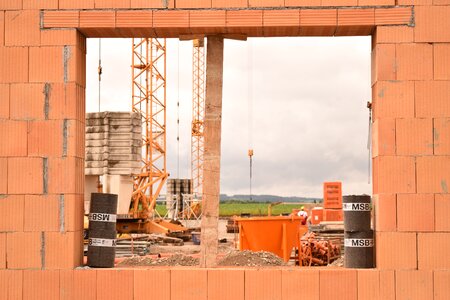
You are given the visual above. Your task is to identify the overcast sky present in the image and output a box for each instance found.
[86,37,372,198]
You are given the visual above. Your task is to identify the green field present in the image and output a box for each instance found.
[155,202,308,217]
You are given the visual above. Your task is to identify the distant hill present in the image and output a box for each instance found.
[220,194,322,203]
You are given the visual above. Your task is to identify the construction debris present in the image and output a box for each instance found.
[217,250,285,267]
[298,232,341,266]
[115,234,184,257]
[117,254,199,266]
[226,217,239,233]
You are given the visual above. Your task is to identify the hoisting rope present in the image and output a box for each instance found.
[367,101,372,184]
[248,40,254,201]
[176,39,180,178]
[98,39,102,112]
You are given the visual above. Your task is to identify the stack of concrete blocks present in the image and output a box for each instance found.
[85,112,142,215]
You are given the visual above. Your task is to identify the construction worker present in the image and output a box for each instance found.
[297,206,308,225]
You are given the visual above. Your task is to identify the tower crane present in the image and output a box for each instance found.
[191,38,206,200]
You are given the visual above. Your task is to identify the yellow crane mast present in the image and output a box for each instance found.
[130,38,168,219]
[191,38,206,200]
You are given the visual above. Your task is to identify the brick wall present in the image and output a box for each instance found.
[0,0,449,298]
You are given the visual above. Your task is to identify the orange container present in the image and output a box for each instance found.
[323,182,342,209]
[311,207,324,225]
[236,216,308,262]
[323,208,343,221]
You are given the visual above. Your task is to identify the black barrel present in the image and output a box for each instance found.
[344,231,374,268]
[87,193,118,268]
[343,195,371,232]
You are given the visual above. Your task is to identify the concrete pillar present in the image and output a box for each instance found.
[200,36,224,268]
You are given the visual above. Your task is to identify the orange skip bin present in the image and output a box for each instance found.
[236,216,308,262]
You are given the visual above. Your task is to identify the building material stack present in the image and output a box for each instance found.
[322,182,343,221]
[85,112,142,214]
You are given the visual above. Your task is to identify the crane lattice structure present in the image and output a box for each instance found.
[131,38,168,219]
[191,38,206,200]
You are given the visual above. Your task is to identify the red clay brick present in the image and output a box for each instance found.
[415,81,450,118]
[95,0,130,8]
[41,29,80,47]
[171,269,207,300]
[0,159,6,194]
[0,0,22,9]
[371,44,396,84]
[208,269,244,300]
[29,47,67,83]
[320,269,357,300]
[399,0,431,4]
[80,11,115,28]
[433,118,450,155]
[177,0,212,8]
[23,270,59,300]
[130,0,174,8]
[227,10,263,36]
[323,209,343,221]
[66,120,85,158]
[23,0,58,8]
[0,12,4,46]
[285,0,321,5]
[263,9,300,36]
[373,194,396,231]
[396,270,433,299]
[10,83,46,120]
[245,269,281,300]
[154,10,189,28]
[59,0,94,9]
[372,118,395,157]
[28,120,64,157]
[7,232,41,269]
[434,270,450,300]
[358,0,393,5]
[418,233,450,269]
[282,269,319,300]
[373,156,415,194]
[48,157,84,194]
[24,195,60,232]
[97,269,134,300]
[434,44,450,80]
[396,118,433,155]
[5,10,40,46]
[397,194,434,232]
[48,83,85,122]
[435,194,450,231]
[134,269,170,300]
[249,0,283,6]
[0,270,23,299]
[0,195,24,232]
[0,47,28,83]
[0,234,5,269]
[415,6,450,43]
[299,9,337,36]
[374,26,413,44]
[43,10,80,28]
[336,8,374,36]
[396,44,433,80]
[60,269,97,300]
[8,158,43,194]
[357,270,381,300]
[322,0,357,6]
[63,194,84,232]
[375,7,413,26]
[116,10,152,28]
[417,156,450,193]
[379,270,396,300]
[376,232,417,269]
[212,0,248,7]
[0,120,27,156]
[0,84,9,119]
[45,231,83,269]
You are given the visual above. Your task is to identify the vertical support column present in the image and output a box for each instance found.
[200,36,224,268]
